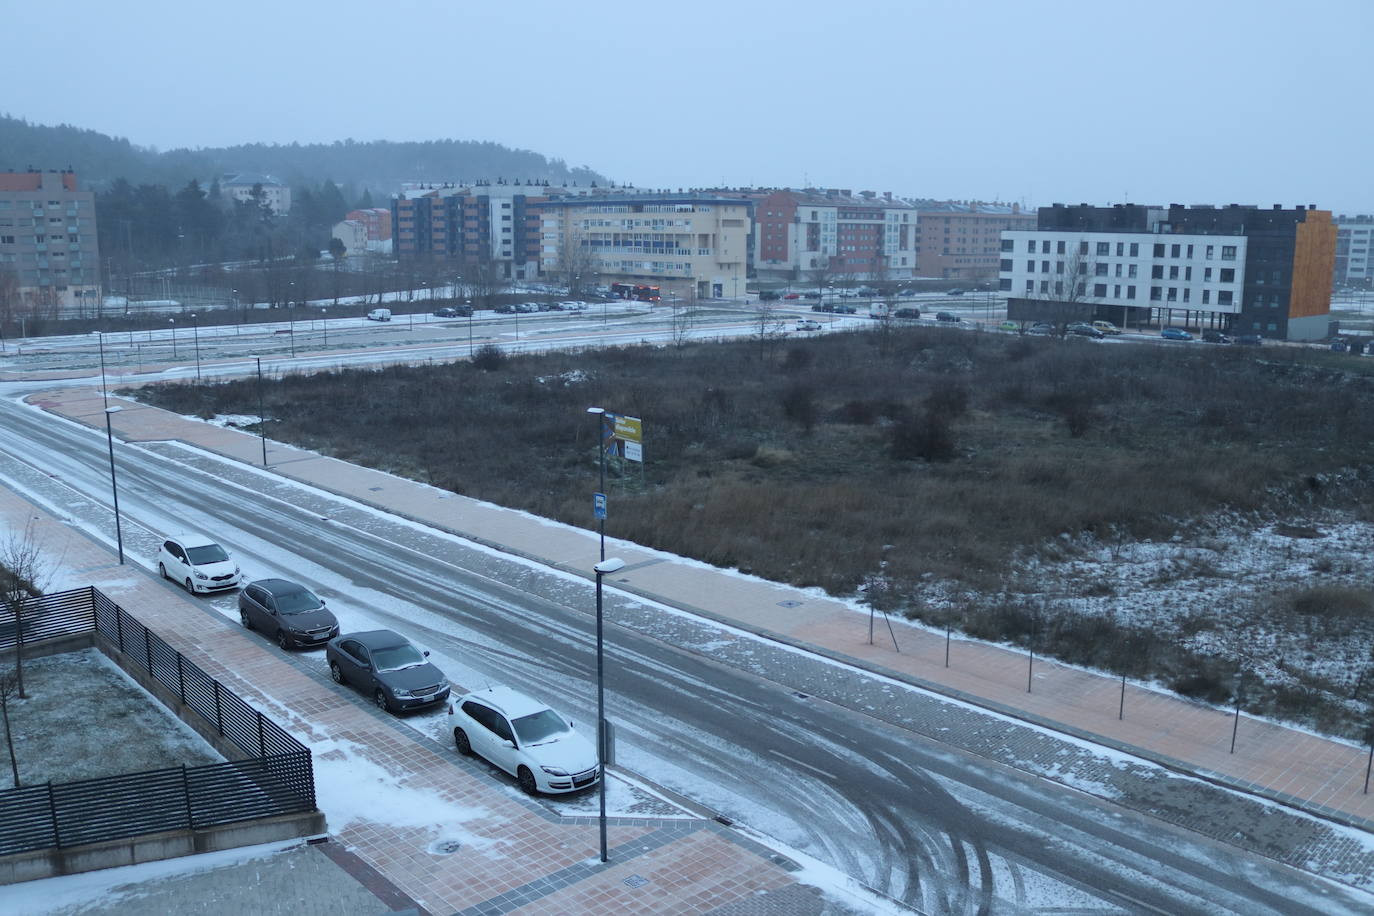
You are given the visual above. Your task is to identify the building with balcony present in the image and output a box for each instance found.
[914,201,1034,281]
[0,169,101,313]
[391,182,553,281]
[999,203,1336,341]
[750,189,917,283]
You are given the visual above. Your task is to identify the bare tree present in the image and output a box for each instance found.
[0,520,56,701]
[0,668,19,787]
[752,306,787,364]
[552,231,599,298]
[1020,246,1099,332]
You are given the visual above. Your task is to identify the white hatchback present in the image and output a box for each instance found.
[449,686,600,794]
[157,533,242,594]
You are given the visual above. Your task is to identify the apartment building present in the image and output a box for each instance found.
[1334,215,1373,287]
[391,182,551,280]
[915,201,1034,280]
[540,192,751,299]
[751,189,917,282]
[0,169,101,313]
[346,208,392,242]
[1000,203,1335,340]
[220,173,292,214]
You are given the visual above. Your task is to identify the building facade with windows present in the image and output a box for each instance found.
[1000,203,1335,340]
[220,173,291,214]
[540,192,751,300]
[0,169,101,313]
[914,201,1034,281]
[1334,214,1372,287]
[750,189,917,283]
[391,183,552,281]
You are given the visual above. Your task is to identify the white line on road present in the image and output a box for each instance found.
[766,749,837,782]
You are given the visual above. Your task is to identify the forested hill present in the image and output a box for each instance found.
[0,114,607,191]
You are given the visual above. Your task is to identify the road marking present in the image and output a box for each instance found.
[766,749,836,782]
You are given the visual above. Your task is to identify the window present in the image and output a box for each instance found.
[1127,285,1136,300]
[1026,260,1035,272]
[1182,289,1190,303]
[1114,264,1122,277]
[1152,265,1164,279]
[1094,283,1108,297]
[1206,245,1215,259]
[1000,259,1012,272]
[1169,266,1179,280]
[1167,287,1177,301]
[1042,240,1053,253]
[1170,244,1181,258]
[1054,281,1064,295]
[1025,280,1034,292]
[1116,242,1124,257]
[1154,243,1166,257]
[1056,240,1066,254]
[1151,286,1162,301]
[1204,267,1213,281]
[1096,242,1110,256]
[1079,241,1089,255]
[1000,238,1013,252]
[1219,268,1235,283]
[1218,290,1233,305]
[1095,263,1108,276]
[1128,264,1138,278]
[0,236,12,245]
[1202,289,1210,304]
[1039,280,1049,293]
[1056,261,1064,274]
[1129,242,1139,256]
[1222,246,1237,260]
[1186,244,1194,258]
[1113,284,1121,297]
[1185,267,1192,281]
[1027,239,1036,252]
[1041,260,1050,273]
[1000,277,1012,291]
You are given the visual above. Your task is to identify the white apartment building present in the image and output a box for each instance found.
[1335,215,1372,285]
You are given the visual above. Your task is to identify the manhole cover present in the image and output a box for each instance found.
[777,600,802,608]
[427,839,463,855]
[624,874,649,888]
[368,486,383,492]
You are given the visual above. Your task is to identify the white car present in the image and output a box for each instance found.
[449,686,600,794]
[157,534,241,594]
[795,319,822,331]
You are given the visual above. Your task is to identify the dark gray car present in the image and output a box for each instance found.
[326,630,450,713]
[238,578,339,650]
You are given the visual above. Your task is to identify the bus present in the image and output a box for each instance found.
[610,282,661,302]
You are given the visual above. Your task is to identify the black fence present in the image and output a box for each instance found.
[0,587,315,856]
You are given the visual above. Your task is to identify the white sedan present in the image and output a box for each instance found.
[795,318,822,331]
[449,686,600,794]
[157,533,242,594]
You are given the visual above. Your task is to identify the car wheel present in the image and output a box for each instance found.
[453,728,472,756]
[276,629,291,650]
[240,609,253,630]
[329,661,344,684]
[158,562,168,581]
[374,689,392,713]
[184,578,195,594]
[517,766,538,795]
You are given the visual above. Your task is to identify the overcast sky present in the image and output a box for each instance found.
[4,0,1370,212]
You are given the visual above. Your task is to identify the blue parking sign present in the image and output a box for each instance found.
[593,492,607,520]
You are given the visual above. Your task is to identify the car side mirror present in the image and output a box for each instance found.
[319,598,326,605]
[501,739,515,749]
[423,650,430,658]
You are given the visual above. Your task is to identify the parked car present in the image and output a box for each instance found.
[795,318,822,331]
[802,291,822,300]
[1026,323,1057,336]
[832,304,857,314]
[449,686,599,794]
[935,311,961,322]
[326,630,450,713]
[998,320,1019,332]
[783,292,801,300]
[495,303,516,314]
[1066,322,1104,339]
[366,308,392,322]
[1331,338,1349,352]
[433,307,458,318]
[1234,334,1263,346]
[1091,321,1122,335]
[158,534,241,594]
[1160,327,1193,341]
[239,579,338,650]
[1201,329,1232,344]
[515,302,539,313]
[946,288,965,296]
[895,308,922,319]
[854,286,878,297]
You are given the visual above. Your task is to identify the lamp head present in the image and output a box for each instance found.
[594,557,625,575]
[586,406,605,416]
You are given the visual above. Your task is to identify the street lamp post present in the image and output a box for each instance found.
[168,318,177,359]
[253,356,268,466]
[586,406,607,561]
[467,300,474,356]
[190,313,201,381]
[288,283,296,356]
[321,309,328,347]
[592,555,624,864]
[97,332,109,410]
[104,406,124,564]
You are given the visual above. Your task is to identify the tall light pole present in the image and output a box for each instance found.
[592,555,624,864]
[253,356,268,466]
[586,406,607,561]
[288,282,296,356]
[97,332,109,410]
[467,300,474,357]
[104,406,124,564]
[168,318,177,359]
[190,313,201,381]
[321,308,328,347]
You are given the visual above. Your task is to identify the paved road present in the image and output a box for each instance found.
[3,391,1373,914]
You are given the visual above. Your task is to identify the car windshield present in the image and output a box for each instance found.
[371,643,426,672]
[274,589,322,614]
[512,708,569,745]
[184,544,229,565]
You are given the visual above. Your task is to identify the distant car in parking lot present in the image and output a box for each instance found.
[795,318,822,331]
[239,579,338,650]
[1201,329,1231,344]
[1160,327,1193,341]
[327,630,450,713]
[894,307,922,319]
[1234,334,1263,346]
[783,292,801,300]
[1331,338,1349,352]
[516,302,539,313]
[998,320,1019,332]
[433,307,458,317]
[158,534,241,595]
[758,290,781,301]
[935,311,961,322]
[1026,323,1056,336]
[946,288,965,296]
[1091,321,1121,335]
[495,303,515,314]
[449,685,600,795]
[1066,322,1104,339]
[832,304,857,314]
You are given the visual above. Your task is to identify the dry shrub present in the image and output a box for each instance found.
[1288,586,1374,620]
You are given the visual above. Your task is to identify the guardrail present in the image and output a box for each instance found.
[0,587,315,856]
